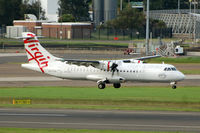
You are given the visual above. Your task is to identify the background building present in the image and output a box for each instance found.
[23,0,59,21]
[93,0,117,26]
[40,0,59,22]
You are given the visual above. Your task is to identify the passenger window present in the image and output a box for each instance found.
[164,68,167,71]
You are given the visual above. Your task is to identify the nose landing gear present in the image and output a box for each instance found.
[170,82,177,89]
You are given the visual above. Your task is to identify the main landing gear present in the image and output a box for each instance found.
[98,82,106,89]
[113,83,121,88]
[97,82,121,89]
[170,82,177,89]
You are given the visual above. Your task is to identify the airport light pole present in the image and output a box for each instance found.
[145,0,150,56]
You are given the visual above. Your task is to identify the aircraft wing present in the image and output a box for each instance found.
[135,55,161,61]
[61,55,161,67]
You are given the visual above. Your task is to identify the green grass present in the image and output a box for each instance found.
[181,70,200,75]
[147,56,200,64]
[0,86,200,112]
[0,39,129,47]
[0,128,184,133]
[41,40,128,46]
[0,86,200,102]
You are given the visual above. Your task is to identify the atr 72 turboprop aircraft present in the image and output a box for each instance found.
[21,32,185,89]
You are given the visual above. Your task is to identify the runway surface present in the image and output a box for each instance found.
[0,108,200,132]
[0,53,200,132]
[0,53,200,87]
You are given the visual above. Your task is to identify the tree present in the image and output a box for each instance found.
[58,0,91,22]
[0,0,45,26]
[106,5,166,31]
[20,0,46,20]
[58,14,75,22]
[0,0,23,26]
[107,5,146,30]
[143,0,189,10]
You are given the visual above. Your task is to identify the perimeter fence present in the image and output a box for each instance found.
[2,26,172,40]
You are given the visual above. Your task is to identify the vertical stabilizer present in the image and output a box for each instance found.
[22,32,57,73]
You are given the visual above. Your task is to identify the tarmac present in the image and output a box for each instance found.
[0,52,200,132]
[0,52,200,87]
[0,108,200,132]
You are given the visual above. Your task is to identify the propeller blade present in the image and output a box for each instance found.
[111,63,118,76]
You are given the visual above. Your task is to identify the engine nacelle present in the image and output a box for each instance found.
[97,61,115,71]
[130,59,143,64]
[106,77,125,83]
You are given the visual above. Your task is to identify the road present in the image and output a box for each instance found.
[0,108,200,132]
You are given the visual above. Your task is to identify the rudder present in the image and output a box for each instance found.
[22,32,57,73]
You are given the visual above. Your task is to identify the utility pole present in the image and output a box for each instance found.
[38,0,40,20]
[194,0,197,45]
[189,0,192,38]
[146,0,150,56]
[60,5,63,40]
[120,0,123,11]
[178,0,180,14]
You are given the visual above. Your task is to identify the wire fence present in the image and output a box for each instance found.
[0,27,6,39]
[92,27,172,40]
[40,27,172,40]
[3,26,172,40]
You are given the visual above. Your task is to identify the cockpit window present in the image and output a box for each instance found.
[164,67,177,71]
[171,67,177,71]
[167,68,171,71]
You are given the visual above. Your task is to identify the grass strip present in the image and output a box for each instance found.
[146,57,200,64]
[0,39,128,47]
[0,86,200,112]
[0,128,185,133]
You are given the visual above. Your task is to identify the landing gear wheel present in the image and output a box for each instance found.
[113,83,121,88]
[172,85,177,89]
[170,82,177,89]
[98,83,106,89]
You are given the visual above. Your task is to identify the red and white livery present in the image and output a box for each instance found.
[21,32,185,89]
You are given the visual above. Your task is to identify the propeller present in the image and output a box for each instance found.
[110,63,119,76]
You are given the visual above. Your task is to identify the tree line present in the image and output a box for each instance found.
[0,0,195,26]
[0,0,45,26]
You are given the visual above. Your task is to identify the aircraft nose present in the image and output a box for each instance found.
[178,71,185,81]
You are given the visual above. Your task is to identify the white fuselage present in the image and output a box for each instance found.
[22,61,185,83]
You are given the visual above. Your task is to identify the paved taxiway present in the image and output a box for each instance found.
[0,108,200,132]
